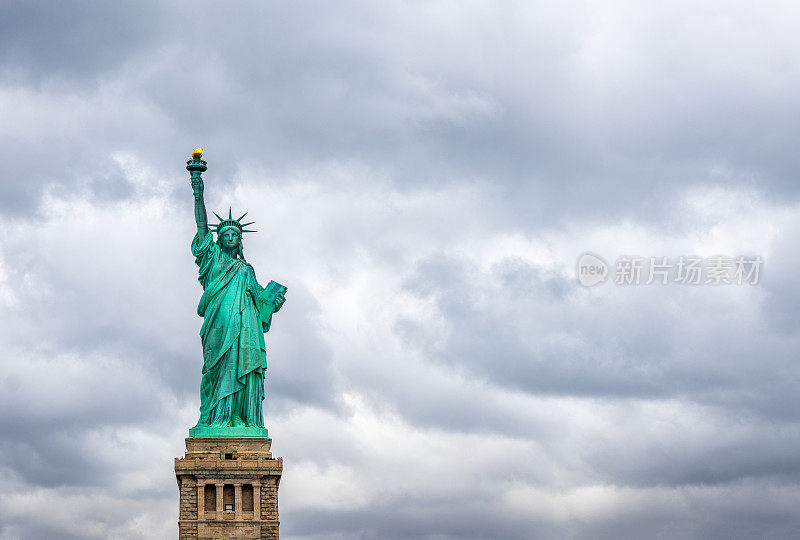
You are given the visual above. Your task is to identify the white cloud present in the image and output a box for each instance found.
[3,2,800,539]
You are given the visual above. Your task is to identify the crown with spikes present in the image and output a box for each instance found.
[212,207,257,235]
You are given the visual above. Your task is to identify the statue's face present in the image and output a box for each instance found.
[220,229,241,249]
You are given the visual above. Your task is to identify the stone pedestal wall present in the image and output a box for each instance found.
[175,438,282,540]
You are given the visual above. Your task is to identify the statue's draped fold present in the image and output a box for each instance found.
[191,232,269,427]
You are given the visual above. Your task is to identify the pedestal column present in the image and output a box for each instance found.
[253,482,261,522]
[197,482,205,521]
[216,483,224,515]
[235,482,243,520]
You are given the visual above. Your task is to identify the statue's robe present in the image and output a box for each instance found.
[191,232,279,427]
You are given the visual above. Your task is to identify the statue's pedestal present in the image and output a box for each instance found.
[175,438,282,540]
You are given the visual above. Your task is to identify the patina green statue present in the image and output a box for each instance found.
[186,148,286,438]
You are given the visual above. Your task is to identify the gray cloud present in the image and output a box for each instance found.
[4,1,800,223]
[2,1,800,539]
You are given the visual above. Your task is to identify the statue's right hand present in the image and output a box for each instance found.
[192,178,204,198]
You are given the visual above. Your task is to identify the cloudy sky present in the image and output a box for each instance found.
[1,1,800,538]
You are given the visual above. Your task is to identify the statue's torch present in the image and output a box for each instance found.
[187,147,207,199]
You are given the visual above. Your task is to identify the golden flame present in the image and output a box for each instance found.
[192,147,204,159]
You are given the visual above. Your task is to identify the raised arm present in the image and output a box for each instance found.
[187,149,209,240]
[192,172,209,239]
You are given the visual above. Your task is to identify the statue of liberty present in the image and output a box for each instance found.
[186,148,286,437]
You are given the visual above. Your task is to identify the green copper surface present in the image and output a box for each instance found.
[187,152,286,437]
[188,426,269,438]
